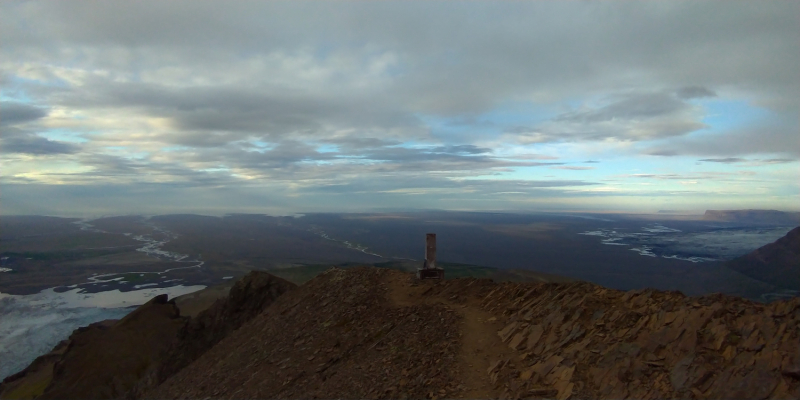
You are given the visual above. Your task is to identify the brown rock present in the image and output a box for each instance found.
[740,329,765,351]
[509,332,527,350]
[529,388,558,397]
[498,322,519,342]
[526,324,544,351]
[487,359,505,375]
[669,353,694,392]
[690,387,705,398]
[557,382,574,400]
[782,368,800,380]
[722,345,737,361]
[531,355,564,379]
[520,368,534,380]
[720,368,778,399]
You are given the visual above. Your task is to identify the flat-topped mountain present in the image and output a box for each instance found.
[3,266,798,399]
[703,209,800,225]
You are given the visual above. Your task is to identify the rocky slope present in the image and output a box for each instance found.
[0,295,185,400]
[4,267,798,399]
[129,271,296,397]
[0,271,296,400]
[725,226,800,291]
[141,267,799,399]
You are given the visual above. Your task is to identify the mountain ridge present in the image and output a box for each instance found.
[724,226,800,292]
[142,267,799,399]
[2,244,799,399]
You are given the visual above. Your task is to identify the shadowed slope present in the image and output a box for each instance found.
[726,226,800,290]
[0,272,296,400]
[37,295,183,400]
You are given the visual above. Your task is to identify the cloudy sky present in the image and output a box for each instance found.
[2,1,798,216]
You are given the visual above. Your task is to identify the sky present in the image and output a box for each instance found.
[1,1,798,217]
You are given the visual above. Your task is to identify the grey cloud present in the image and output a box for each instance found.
[676,86,717,99]
[555,93,689,123]
[349,146,551,171]
[323,138,402,150]
[303,176,598,199]
[1,1,798,214]
[1,127,78,155]
[52,78,423,146]
[698,158,746,163]
[430,145,491,155]
[647,150,680,157]
[1,176,602,216]
[645,124,799,157]
[237,141,336,169]
[762,158,796,164]
[5,1,798,117]
[1,101,48,126]
[698,157,797,165]
[550,166,595,170]
[155,139,557,185]
[3,2,797,150]
[507,91,709,143]
[627,174,705,180]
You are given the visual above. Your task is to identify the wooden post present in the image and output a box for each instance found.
[425,233,436,269]
[418,233,443,279]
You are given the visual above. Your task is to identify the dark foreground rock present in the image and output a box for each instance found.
[142,267,799,399]
[4,267,798,399]
[128,271,296,397]
[0,295,185,400]
[0,271,296,400]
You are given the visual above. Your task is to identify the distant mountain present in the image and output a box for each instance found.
[703,209,800,225]
[725,226,800,291]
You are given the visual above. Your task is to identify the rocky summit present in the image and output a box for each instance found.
[2,267,799,399]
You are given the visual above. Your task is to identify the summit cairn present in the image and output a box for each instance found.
[417,233,444,279]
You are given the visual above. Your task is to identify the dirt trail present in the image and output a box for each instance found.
[384,274,512,399]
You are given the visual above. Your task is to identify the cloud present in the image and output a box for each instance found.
[430,145,491,155]
[0,1,798,214]
[762,158,796,164]
[676,86,717,99]
[509,91,708,144]
[645,124,799,157]
[1,127,78,155]
[550,166,595,170]
[646,150,679,156]
[698,157,797,166]
[698,158,746,163]
[554,93,690,123]
[1,101,49,126]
